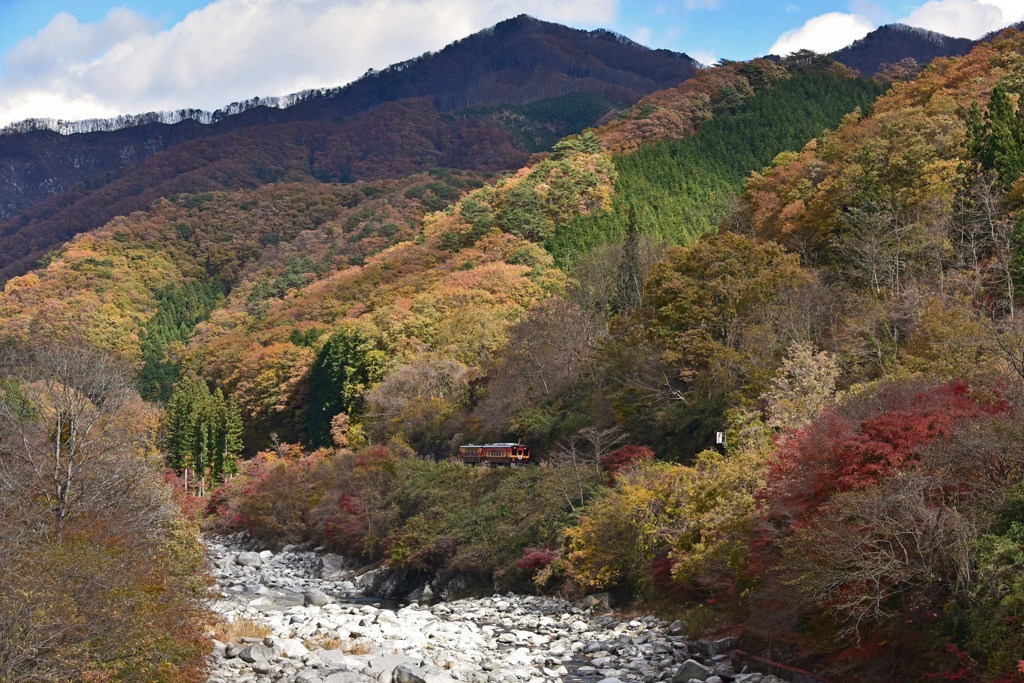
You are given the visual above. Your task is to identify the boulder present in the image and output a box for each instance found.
[324,672,376,683]
[252,660,274,674]
[249,588,306,610]
[306,588,334,607]
[319,553,351,581]
[276,637,311,659]
[695,637,738,657]
[376,610,401,625]
[393,664,457,683]
[581,593,613,610]
[318,650,367,669]
[437,575,469,602]
[236,551,263,567]
[672,660,713,683]
[238,641,279,663]
[355,566,388,590]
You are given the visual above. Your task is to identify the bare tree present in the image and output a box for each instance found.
[548,426,627,510]
[0,343,207,681]
[952,173,1018,317]
[474,297,607,436]
[784,472,979,644]
[364,358,469,438]
[0,344,164,538]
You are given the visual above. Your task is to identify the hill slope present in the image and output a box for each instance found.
[0,16,698,282]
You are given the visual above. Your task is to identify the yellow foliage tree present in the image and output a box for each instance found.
[565,461,684,595]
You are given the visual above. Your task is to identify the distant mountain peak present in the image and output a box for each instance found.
[829,21,1024,76]
[867,23,963,46]
[830,22,974,76]
[0,14,695,139]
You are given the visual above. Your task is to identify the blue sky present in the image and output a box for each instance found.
[0,0,1020,127]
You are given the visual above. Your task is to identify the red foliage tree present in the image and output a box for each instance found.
[761,381,1007,530]
[517,547,556,572]
[600,445,656,478]
[320,493,368,555]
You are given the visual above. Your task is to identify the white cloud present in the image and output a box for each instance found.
[632,26,653,45]
[849,0,887,23]
[902,0,1024,39]
[690,49,717,66]
[683,0,719,9]
[0,0,619,127]
[769,11,874,55]
[5,9,159,76]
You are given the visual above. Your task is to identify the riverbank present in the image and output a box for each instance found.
[205,534,784,683]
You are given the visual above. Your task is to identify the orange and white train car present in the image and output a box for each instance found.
[458,442,532,466]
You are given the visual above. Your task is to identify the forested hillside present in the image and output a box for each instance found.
[0,54,878,454]
[0,15,698,283]
[550,59,887,261]
[6,17,1024,681]
[201,28,1024,681]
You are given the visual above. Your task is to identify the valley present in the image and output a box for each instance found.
[206,534,772,683]
[1,9,1024,683]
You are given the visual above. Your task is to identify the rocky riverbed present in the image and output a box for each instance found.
[205,535,786,683]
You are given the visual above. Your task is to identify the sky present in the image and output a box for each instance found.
[0,0,1021,128]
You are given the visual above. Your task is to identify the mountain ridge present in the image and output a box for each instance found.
[3,16,1022,140]
[0,15,699,280]
[829,22,975,75]
[0,15,696,139]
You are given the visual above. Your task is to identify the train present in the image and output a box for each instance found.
[458,442,532,466]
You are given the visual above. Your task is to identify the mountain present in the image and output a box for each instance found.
[0,53,888,454]
[2,15,697,140]
[0,15,696,216]
[0,16,698,282]
[6,16,1024,683]
[830,23,974,76]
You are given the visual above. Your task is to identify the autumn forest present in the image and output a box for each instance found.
[3,14,1024,683]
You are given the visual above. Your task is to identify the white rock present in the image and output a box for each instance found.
[277,637,311,659]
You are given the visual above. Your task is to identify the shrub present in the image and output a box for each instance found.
[517,547,556,572]
[669,414,772,598]
[600,445,655,478]
[747,381,1024,679]
[760,381,1007,535]
[215,443,596,589]
[212,450,334,548]
[565,461,685,596]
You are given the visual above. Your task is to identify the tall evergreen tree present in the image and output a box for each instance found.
[307,325,388,447]
[164,377,242,484]
[615,204,643,314]
[966,84,1024,185]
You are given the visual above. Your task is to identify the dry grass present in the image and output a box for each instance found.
[302,635,375,654]
[211,616,273,642]
[347,640,375,655]
[303,635,343,651]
